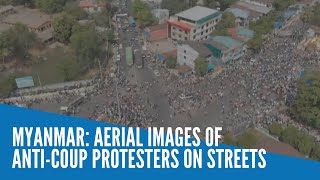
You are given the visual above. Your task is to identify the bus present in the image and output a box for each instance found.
[125,47,133,66]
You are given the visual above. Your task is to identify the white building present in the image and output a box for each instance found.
[177,41,212,70]
[167,6,221,41]
[152,9,169,24]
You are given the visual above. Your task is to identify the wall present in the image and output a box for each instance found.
[177,44,199,69]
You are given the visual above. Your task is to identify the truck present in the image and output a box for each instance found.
[125,47,133,66]
[128,16,136,27]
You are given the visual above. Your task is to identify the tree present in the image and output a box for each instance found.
[203,0,218,9]
[166,55,177,69]
[217,0,236,10]
[57,59,80,81]
[291,72,320,128]
[0,75,16,98]
[64,1,87,20]
[247,34,263,53]
[301,5,320,26]
[1,23,36,60]
[0,48,11,65]
[93,10,112,28]
[35,0,67,13]
[279,126,301,147]
[161,0,197,15]
[213,12,236,36]
[296,133,315,156]
[194,57,208,76]
[310,144,320,161]
[268,123,283,137]
[237,131,258,148]
[223,133,236,146]
[274,0,296,11]
[132,0,157,27]
[70,27,103,69]
[300,7,313,24]
[53,15,77,43]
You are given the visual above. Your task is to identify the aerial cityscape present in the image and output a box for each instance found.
[0,0,320,160]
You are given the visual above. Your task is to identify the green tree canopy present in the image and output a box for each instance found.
[268,123,283,137]
[53,14,77,43]
[213,12,236,36]
[274,0,296,11]
[132,0,157,27]
[1,23,36,60]
[70,27,103,69]
[300,5,320,26]
[291,72,320,128]
[237,131,258,148]
[0,75,16,98]
[35,0,67,13]
[64,1,87,20]
[194,57,208,76]
[57,58,80,81]
[165,55,177,69]
[92,10,112,28]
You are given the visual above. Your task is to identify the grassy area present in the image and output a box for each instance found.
[236,128,303,158]
[29,47,69,86]
[0,46,98,97]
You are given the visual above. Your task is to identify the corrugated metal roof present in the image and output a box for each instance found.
[176,6,219,22]
[234,1,273,14]
[185,41,212,57]
[237,27,254,38]
[15,76,35,89]
[226,8,249,19]
[212,36,243,50]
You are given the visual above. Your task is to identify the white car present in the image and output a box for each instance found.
[116,54,121,61]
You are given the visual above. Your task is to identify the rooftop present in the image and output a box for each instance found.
[204,40,228,51]
[79,0,105,8]
[228,27,254,42]
[3,7,52,28]
[225,8,250,19]
[176,6,219,22]
[241,0,276,5]
[37,27,53,41]
[238,27,254,38]
[212,36,243,49]
[185,41,212,57]
[233,1,273,15]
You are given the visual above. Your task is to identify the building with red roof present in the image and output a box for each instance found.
[79,0,105,13]
[167,6,221,41]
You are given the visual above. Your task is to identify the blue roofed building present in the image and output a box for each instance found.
[15,76,35,89]
[225,8,250,27]
[228,27,254,42]
[204,36,246,63]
